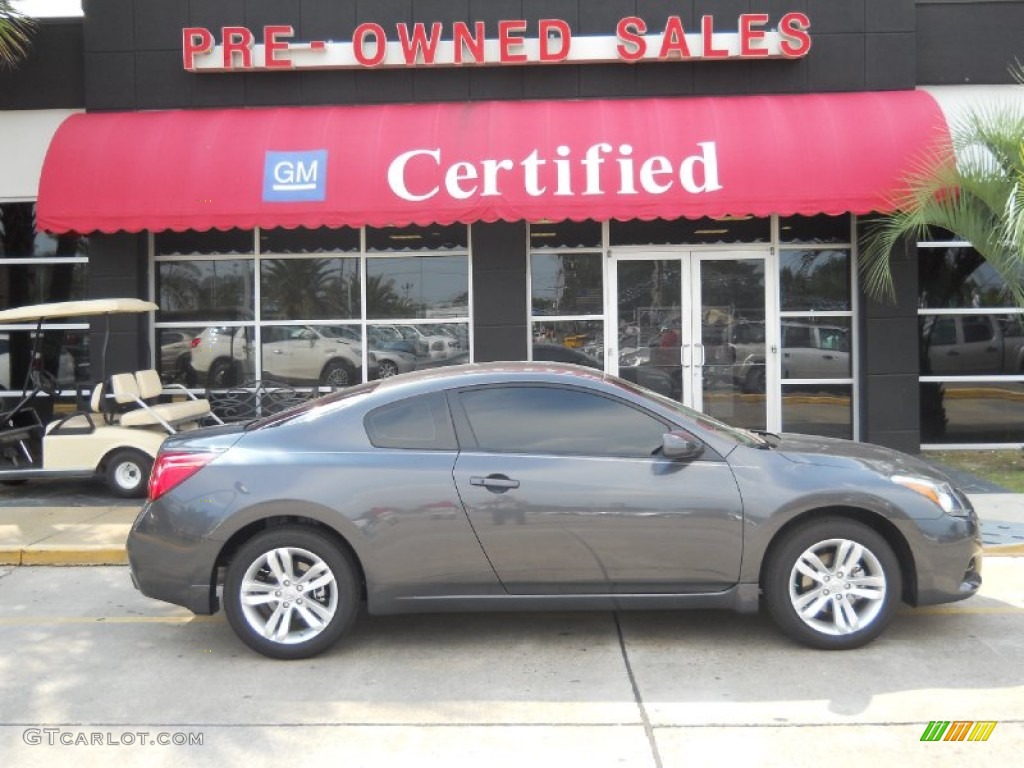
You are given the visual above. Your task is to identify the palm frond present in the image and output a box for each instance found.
[861,86,1024,307]
[0,0,36,69]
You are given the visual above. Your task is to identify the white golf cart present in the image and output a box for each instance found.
[0,299,221,497]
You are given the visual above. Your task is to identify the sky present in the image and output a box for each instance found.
[11,1,83,18]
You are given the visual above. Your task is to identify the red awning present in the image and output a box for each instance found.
[37,91,949,234]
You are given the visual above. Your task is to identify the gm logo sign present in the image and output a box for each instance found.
[263,150,327,202]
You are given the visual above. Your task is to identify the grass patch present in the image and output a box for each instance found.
[925,450,1024,492]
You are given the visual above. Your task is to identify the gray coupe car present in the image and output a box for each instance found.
[127,363,982,659]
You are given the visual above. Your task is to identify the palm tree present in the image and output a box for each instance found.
[860,79,1024,306]
[0,0,35,69]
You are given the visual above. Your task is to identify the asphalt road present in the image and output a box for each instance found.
[0,561,1021,767]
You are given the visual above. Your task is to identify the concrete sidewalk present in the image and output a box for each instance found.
[0,494,1022,566]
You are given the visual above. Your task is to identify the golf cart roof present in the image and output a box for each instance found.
[0,299,158,323]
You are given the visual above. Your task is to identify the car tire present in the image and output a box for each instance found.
[763,517,901,650]
[744,366,766,394]
[224,527,360,660]
[377,359,399,379]
[320,359,354,389]
[105,449,153,499]
[207,359,238,389]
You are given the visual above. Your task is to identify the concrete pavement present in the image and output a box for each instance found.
[0,489,1022,566]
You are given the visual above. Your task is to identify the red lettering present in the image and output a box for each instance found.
[780,12,812,58]
[498,20,528,63]
[701,16,728,58]
[658,16,690,60]
[221,26,253,69]
[616,17,647,61]
[453,21,485,64]
[353,22,387,67]
[264,25,293,68]
[539,19,571,62]
[739,13,769,57]
[397,22,443,65]
[182,27,214,70]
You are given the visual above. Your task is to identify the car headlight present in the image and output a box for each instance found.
[890,475,967,516]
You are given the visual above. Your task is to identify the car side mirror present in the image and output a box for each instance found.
[661,431,705,460]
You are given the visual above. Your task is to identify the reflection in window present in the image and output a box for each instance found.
[260,227,359,254]
[779,250,851,311]
[782,385,852,440]
[610,216,770,246]
[529,220,601,249]
[532,320,604,368]
[779,214,850,244]
[157,260,255,322]
[919,246,1021,309]
[920,313,1024,376]
[366,255,468,319]
[531,253,602,315]
[366,223,467,251]
[920,382,1024,444]
[460,386,666,457]
[260,258,360,320]
[154,229,253,256]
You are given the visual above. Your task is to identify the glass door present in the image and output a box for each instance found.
[610,250,775,432]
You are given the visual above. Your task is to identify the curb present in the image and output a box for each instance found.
[0,548,128,566]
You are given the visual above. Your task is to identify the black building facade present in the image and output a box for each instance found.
[2,0,1024,453]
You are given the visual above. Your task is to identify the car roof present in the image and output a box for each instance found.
[0,298,158,323]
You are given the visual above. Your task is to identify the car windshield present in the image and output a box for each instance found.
[609,375,768,448]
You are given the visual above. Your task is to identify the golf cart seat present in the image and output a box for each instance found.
[111,370,218,431]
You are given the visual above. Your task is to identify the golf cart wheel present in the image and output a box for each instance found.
[763,517,900,650]
[105,449,153,498]
[224,526,360,660]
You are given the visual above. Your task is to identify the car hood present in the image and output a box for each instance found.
[774,433,952,482]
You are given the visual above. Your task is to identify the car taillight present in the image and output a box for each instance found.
[190,337,202,348]
[148,452,218,501]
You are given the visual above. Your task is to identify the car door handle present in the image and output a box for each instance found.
[470,475,520,490]
[822,354,834,360]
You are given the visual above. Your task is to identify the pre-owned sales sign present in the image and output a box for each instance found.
[183,13,812,72]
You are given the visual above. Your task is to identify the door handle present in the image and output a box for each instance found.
[470,474,520,490]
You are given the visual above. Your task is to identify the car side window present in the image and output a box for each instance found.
[457,385,667,458]
[365,393,457,450]
[961,316,994,344]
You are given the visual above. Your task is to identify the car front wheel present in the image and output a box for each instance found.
[764,518,901,650]
[224,527,359,660]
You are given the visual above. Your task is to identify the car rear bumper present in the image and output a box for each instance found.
[126,521,220,615]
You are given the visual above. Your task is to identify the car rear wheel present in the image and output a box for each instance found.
[224,527,359,660]
[207,359,238,389]
[105,449,153,498]
[764,518,900,650]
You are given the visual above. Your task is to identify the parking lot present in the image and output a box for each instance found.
[0,559,1020,767]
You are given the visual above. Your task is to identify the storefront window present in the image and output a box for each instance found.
[610,216,770,246]
[779,214,851,244]
[529,220,601,249]
[260,258,360,320]
[918,240,1024,445]
[782,384,853,440]
[779,250,851,312]
[154,229,253,256]
[366,223,467,252]
[1,202,90,401]
[153,226,471,388]
[531,253,603,316]
[156,259,255,323]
